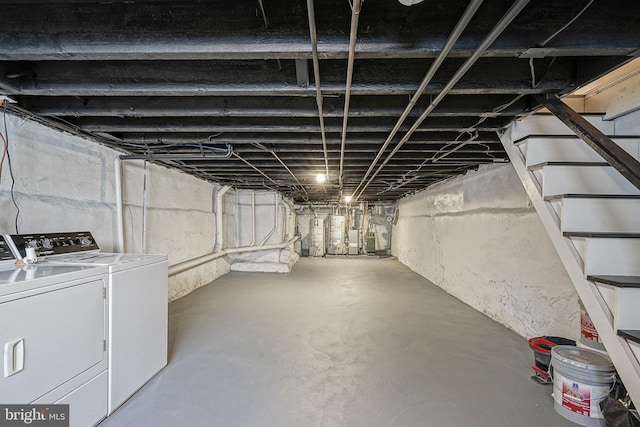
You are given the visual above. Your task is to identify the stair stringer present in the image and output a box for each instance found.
[500,126,640,406]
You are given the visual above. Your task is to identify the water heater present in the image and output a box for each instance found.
[328,216,346,255]
[310,218,325,257]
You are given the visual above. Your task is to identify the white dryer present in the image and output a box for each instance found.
[7,232,169,416]
[0,235,110,427]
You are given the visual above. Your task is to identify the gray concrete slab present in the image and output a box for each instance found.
[99,258,575,427]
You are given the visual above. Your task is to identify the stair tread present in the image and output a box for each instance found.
[515,135,638,145]
[528,161,610,170]
[588,275,640,288]
[546,194,640,200]
[618,330,640,344]
[563,232,640,238]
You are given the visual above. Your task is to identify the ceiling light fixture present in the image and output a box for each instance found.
[315,173,326,183]
[344,195,352,203]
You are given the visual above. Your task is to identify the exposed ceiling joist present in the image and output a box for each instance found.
[1,0,638,202]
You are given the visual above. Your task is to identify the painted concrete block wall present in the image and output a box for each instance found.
[0,113,298,298]
[0,113,229,300]
[0,114,118,244]
[392,163,579,339]
[118,160,230,300]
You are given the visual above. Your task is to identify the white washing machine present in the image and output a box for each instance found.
[6,232,169,416]
[0,235,110,427]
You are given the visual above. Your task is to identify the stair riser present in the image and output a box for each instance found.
[616,288,640,330]
[524,137,640,168]
[512,115,615,141]
[585,238,640,276]
[562,198,640,234]
[543,166,640,197]
[598,286,640,330]
[625,340,640,365]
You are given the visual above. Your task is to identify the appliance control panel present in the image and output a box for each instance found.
[0,235,15,262]
[7,231,100,259]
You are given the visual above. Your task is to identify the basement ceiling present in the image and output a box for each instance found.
[1,0,638,203]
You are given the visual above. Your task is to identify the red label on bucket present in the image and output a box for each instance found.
[562,379,591,416]
[580,307,599,342]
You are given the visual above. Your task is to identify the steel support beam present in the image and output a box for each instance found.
[0,37,635,61]
[536,94,640,190]
[75,122,503,133]
[6,81,570,97]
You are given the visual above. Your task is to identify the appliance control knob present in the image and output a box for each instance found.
[27,240,39,248]
[79,236,93,246]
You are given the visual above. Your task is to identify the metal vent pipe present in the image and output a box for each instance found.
[355,0,531,200]
[306,0,330,179]
[351,0,484,199]
[339,0,363,189]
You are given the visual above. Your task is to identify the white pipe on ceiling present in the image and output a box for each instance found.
[351,0,485,200]
[306,0,330,179]
[339,0,362,190]
[355,0,531,200]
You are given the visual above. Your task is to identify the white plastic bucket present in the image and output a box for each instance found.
[579,299,605,351]
[551,346,616,427]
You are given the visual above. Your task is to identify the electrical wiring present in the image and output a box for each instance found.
[0,131,7,184]
[433,92,525,163]
[378,92,524,195]
[0,99,5,182]
[380,90,528,195]
[541,0,596,48]
[530,0,596,88]
[2,104,20,233]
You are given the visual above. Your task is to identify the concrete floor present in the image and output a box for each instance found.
[99,258,574,427]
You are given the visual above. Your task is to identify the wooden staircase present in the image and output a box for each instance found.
[500,113,640,406]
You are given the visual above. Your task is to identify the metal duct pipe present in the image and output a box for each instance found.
[168,236,299,277]
[259,193,280,245]
[281,203,287,242]
[234,190,240,246]
[351,0,484,199]
[355,0,531,199]
[249,190,256,246]
[120,145,232,161]
[306,0,330,179]
[142,160,149,254]
[226,235,298,256]
[115,157,125,252]
[283,200,291,241]
[213,185,232,253]
[339,0,362,190]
